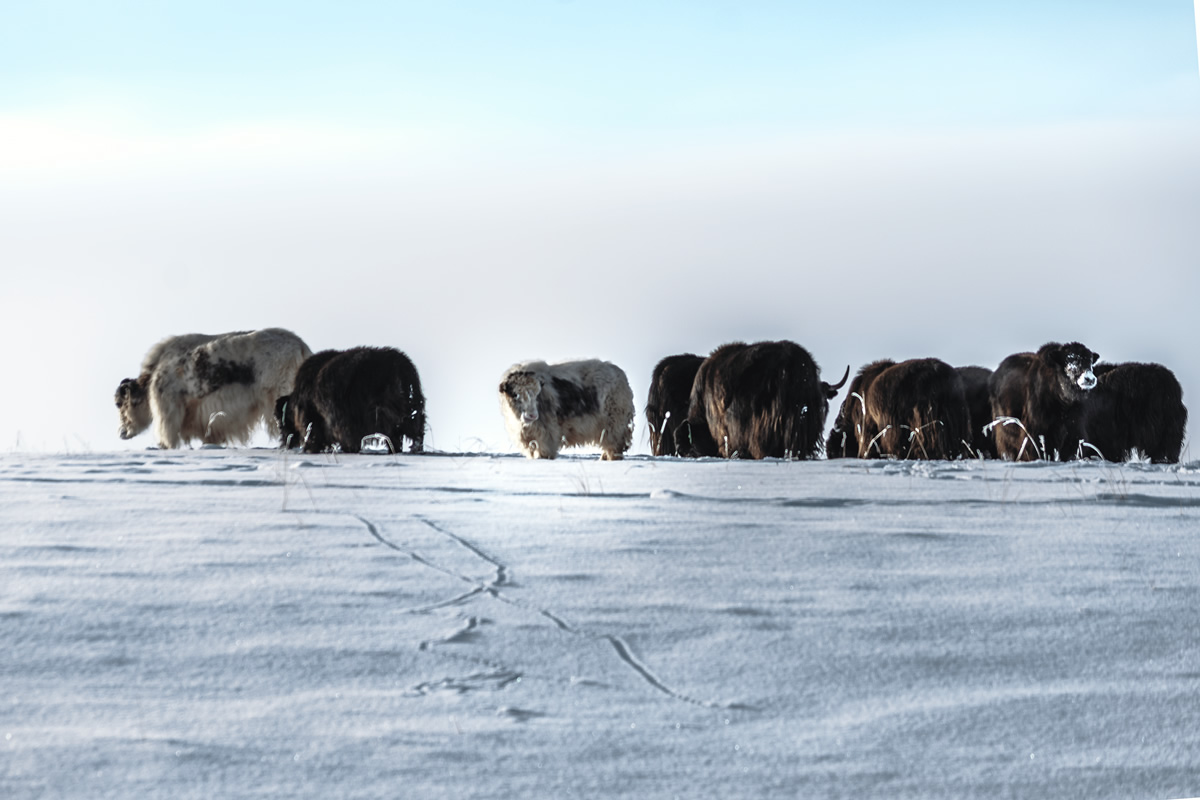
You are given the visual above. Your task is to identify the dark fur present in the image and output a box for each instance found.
[825,359,895,459]
[989,342,1099,461]
[826,359,971,460]
[498,371,532,401]
[192,350,256,394]
[277,347,426,454]
[1083,362,1187,463]
[956,365,998,458]
[863,359,971,460]
[678,341,847,460]
[276,349,341,451]
[645,354,705,456]
[114,375,149,411]
[549,376,600,419]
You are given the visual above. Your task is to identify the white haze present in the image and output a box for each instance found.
[1,120,1197,455]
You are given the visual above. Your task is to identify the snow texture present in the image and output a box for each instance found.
[3,450,1200,799]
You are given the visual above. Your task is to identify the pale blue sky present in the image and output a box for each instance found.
[2,3,1198,453]
[3,2,1196,132]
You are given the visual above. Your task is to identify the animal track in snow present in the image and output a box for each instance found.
[406,670,522,697]
[350,513,748,711]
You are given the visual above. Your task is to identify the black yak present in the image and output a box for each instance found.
[827,358,971,460]
[1083,362,1187,463]
[989,341,1099,461]
[275,349,340,451]
[645,353,704,456]
[864,358,972,460]
[678,341,847,460]
[277,347,426,454]
[957,365,998,458]
[825,359,895,459]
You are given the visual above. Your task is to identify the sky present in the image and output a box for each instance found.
[2,2,1199,454]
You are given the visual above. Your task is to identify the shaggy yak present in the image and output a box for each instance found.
[115,328,311,449]
[825,359,897,459]
[825,358,971,460]
[956,365,998,458]
[644,353,705,456]
[677,341,848,460]
[276,347,426,454]
[988,341,1100,461]
[1082,361,1187,463]
[499,359,635,460]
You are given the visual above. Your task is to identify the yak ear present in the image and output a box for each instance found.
[498,380,508,395]
[1091,351,1100,364]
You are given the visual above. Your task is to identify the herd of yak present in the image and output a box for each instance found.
[114,329,1187,464]
[649,340,1187,464]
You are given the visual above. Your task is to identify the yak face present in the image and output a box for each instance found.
[500,371,542,425]
[114,376,151,440]
[1041,342,1100,397]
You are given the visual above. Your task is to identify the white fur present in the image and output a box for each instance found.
[119,328,312,449]
[499,359,635,460]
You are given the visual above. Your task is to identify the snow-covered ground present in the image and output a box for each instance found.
[3,450,1199,799]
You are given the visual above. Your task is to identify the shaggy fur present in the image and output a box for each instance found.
[956,365,998,458]
[1083,362,1187,463]
[989,341,1100,461]
[275,349,341,451]
[276,347,426,454]
[825,359,895,459]
[861,359,972,460]
[645,353,705,457]
[115,328,312,449]
[499,359,635,460]
[826,359,971,460]
[678,341,848,460]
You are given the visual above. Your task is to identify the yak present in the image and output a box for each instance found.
[989,341,1100,461]
[499,359,635,460]
[677,341,847,460]
[645,353,705,457]
[956,365,998,458]
[1083,361,1187,463]
[274,349,340,452]
[863,359,972,460]
[825,359,895,459]
[826,358,971,460]
[115,328,311,449]
[277,347,426,454]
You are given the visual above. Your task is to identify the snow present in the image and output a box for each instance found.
[3,450,1200,799]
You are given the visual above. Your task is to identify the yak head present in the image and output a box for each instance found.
[500,371,542,425]
[1039,342,1100,397]
[820,365,851,404]
[826,365,874,457]
[114,375,152,440]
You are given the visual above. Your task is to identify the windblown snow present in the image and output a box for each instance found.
[3,450,1199,799]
